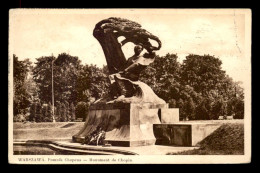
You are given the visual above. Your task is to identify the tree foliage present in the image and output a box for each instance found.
[70,103,76,121]
[76,64,110,103]
[181,54,226,94]
[141,53,244,120]
[13,55,31,116]
[33,53,81,105]
[75,101,89,121]
[140,53,182,102]
[16,52,244,122]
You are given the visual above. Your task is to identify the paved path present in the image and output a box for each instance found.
[56,140,198,155]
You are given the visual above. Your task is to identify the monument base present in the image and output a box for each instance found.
[72,102,177,147]
[153,123,221,146]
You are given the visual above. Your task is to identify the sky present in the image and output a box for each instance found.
[9,9,251,84]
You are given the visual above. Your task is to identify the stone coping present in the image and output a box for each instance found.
[89,102,168,110]
[14,140,138,155]
[13,140,197,155]
[157,122,220,126]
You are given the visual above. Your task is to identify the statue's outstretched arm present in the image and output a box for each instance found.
[123,62,141,74]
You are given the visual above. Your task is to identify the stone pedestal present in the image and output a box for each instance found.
[160,108,179,124]
[153,123,221,146]
[72,102,170,147]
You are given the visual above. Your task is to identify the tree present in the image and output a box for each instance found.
[212,97,226,120]
[27,51,244,121]
[42,104,47,122]
[64,101,70,121]
[227,81,244,119]
[23,60,39,104]
[168,99,177,108]
[54,53,81,104]
[33,53,81,106]
[55,101,61,122]
[75,102,88,121]
[140,53,181,102]
[35,102,42,122]
[41,103,52,122]
[29,102,36,122]
[33,56,54,104]
[183,97,196,120]
[13,55,31,117]
[234,98,244,119]
[70,103,76,121]
[76,64,110,103]
[47,102,53,122]
[196,100,208,120]
[181,54,226,95]
[178,54,244,120]
[60,103,66,122]
[177,98,184,120]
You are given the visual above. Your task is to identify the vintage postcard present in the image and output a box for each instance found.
[8,9,251,164]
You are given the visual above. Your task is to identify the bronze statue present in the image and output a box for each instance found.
[73,18,168,146]
[93,17,165,104]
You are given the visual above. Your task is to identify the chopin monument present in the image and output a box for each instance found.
[73,17,179,146]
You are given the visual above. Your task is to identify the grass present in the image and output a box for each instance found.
[168,123,244,155]
[14,122,84,129]
[13,122,84,140]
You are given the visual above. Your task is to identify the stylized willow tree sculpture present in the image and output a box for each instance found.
[93,17,164,104]
[93,17,162,74]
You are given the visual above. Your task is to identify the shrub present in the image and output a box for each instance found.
[168,99,177,108]
[47,102,53,122]
[41,104,48,122]
[70,103,76,121]
[195,101,207,120]
[60,103,66,122]
[35,102,42,122]
[55,101,61,122]
[75,101,88,121]
[14,114,26,122]
[29,102,36,122]
[177,98,184,120]
[65,101,70,121]
[234,99,244,119]
[183,97,196,120]
[212,98,226,120]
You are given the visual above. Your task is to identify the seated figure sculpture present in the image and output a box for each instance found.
[108,44,157,103]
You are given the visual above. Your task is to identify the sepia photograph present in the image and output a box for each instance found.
[8,9,251,164]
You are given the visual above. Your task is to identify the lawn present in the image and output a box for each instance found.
[13,122,84,141]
